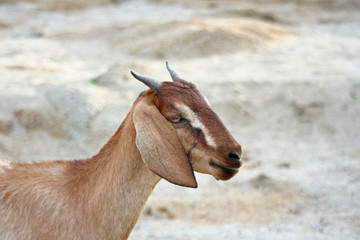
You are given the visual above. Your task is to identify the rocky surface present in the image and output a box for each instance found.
[0,0,359,239]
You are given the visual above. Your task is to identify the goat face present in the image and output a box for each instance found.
[157,80,242,180]
[131,64,242,188]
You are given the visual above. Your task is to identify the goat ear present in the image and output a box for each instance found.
[133,101,197,188]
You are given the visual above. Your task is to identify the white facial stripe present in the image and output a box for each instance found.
[175,103,217,148]
[203,96,211,106]
[0,160,12,173]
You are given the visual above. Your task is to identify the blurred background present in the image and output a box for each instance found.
[0,0,359,239]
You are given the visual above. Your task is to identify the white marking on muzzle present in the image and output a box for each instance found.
[175,103,217,148]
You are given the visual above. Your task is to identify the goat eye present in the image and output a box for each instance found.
[171,115,182,123]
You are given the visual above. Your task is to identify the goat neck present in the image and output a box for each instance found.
[81,101,161,239]
[0,96,161,240]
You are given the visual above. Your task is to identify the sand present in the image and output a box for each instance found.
[0,0,359,239]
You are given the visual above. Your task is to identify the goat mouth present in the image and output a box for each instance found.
[209,161,239,174]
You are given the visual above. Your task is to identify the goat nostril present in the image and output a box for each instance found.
[228,150,240,160]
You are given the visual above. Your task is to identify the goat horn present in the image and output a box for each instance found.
[131,71,161,94]
[166,61,180,82]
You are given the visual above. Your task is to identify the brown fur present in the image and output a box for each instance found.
[0,79,242,240]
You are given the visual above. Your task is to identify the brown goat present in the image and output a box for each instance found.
[0,62,242,240]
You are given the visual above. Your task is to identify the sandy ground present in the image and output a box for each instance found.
[0,0,359,239]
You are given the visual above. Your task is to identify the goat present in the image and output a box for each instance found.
[0,62,242,240]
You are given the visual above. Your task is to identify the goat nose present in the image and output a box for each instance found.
[228,150,241,160]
